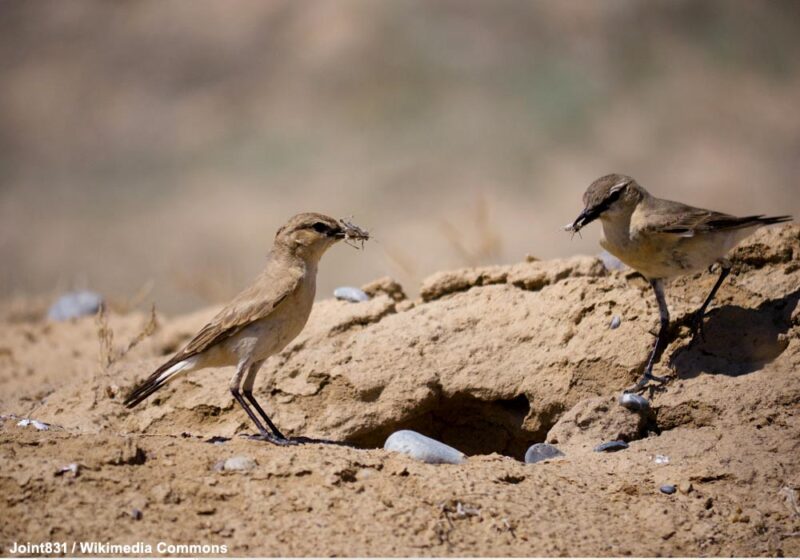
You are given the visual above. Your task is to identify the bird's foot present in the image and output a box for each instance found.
[626,372,669,394]
[246,433,303,446]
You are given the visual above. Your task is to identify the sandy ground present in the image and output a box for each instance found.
[1,225,799,557]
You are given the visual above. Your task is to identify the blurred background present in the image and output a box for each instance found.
[1,0,799,314]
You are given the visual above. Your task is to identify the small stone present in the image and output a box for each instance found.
[619,393,649,412]
[660,484,677,495]
[654,455,670,465]
[47,290,104,321]
[384,430,465,465]
[597,250,625,272]
[130,508,143,520]
[524,443,565,464]
[610,315,622,329]
[218,456,257,472]
[594,440,629,453]
[678,482,693,494]
[333,286,370,303]
[16,418,50,431]
[55,463,80,477]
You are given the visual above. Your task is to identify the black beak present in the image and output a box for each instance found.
[568,206,601,233]
[329,226,346,239]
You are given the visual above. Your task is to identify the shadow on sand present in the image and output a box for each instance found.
[669,289,799,379]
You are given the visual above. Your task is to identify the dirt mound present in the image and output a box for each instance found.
[1,225,799,556]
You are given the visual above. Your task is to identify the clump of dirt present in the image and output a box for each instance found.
[1,225,799,556]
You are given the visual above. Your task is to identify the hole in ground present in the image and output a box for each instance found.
[349,393,558,460]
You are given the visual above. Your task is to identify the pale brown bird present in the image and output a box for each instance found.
[124,213,369,444]
[567,174,791,391]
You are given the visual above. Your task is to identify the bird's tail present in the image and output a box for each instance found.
[123,356,197,408]
[756,215,793,226]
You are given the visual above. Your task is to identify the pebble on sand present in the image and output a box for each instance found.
[597,250,625,272]
[47,290,104,321]
[55,463,80,477]
[333,286,370,303]
[384,430,465,465]
[610,315,622,329]
[17,418,50,431]
[524,443,565,464]
[594,440,629,453]
[618,393,649,412]
[660,484,677,495]
[215,456,257,472]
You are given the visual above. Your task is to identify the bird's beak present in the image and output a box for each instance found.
[336,219,370,244]
[564,206,600,234]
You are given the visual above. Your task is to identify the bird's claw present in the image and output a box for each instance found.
[626,372,669,394]
[246,433,303,446]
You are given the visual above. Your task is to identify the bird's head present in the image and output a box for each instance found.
[566,174,644,234]
[275,213,369,261]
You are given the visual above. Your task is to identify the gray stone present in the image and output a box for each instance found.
[17,418,50,431]
[597,250,625,272]
[618,393,649,412]
[610,315,622,329]
[48,291,103,321]
[384,430,465,465]
[593,440,629,453]
[524,443,565,464]
[660,484,677,495]
[218,455,257,472]
[333,286,370,303]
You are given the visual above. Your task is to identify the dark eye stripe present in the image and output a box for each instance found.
[593,187,624,214]
[312,222,329,233]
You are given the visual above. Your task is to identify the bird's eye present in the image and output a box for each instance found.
[312,222,329,233]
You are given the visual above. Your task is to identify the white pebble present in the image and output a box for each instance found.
[654,455,670,465]
[597,250,625,272]
[384,430,465,465]
[333,286,370,303]
[17,418,50,431]
[219,456,257,472]
[47,290,104,321]
[610,315,622,329]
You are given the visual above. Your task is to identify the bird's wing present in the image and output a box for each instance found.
[640,199,783,238]
[177,258,304,360]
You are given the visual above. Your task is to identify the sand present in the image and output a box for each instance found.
[1,225,799,556]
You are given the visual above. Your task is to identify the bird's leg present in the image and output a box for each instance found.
[629,279,671,391]
[242,359,290,442]
[690,260,731,344]
[229,360,288,445]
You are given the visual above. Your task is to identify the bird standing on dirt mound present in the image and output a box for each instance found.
[124,213,369,444]
[566,174,791,391]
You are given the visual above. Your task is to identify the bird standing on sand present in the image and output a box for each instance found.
[124,213,369,444]
[567,174,791,391]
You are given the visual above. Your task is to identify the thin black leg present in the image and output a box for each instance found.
[230,387,268,435]
[690,263,731,343]
[232,389,295,445]
[629,278,670,391]
[243,389,287,440]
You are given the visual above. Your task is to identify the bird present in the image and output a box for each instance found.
[124,213,370,444]
[566,173,791,391]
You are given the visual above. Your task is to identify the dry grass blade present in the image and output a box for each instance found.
[95,303,115,370]
[780,486,800,517]
[121,304,158,358]
[439,194,503,267]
